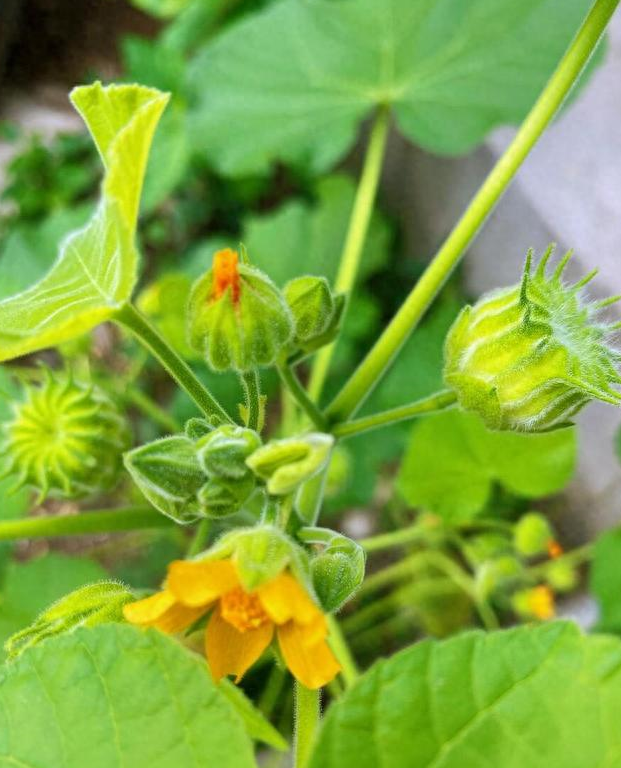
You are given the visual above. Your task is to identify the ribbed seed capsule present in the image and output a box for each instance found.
[0,370,129,501]
[444,247,621,431]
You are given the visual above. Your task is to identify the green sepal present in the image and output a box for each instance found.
[184,417,215,440]
[284,275,335,342]
[4,581,133,660]
[124,435,207,524]
[196,474,256,519]
[246,432,334,495]
[197,425,261,480]
[302,528,366,612]
[514,512,553,557]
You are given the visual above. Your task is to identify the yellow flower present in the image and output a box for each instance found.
[527,585,555,620]
[123,558,340,689]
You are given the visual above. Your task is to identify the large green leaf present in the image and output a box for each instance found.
[189,0,594,175]
[0,624,256,768]
[0,83,168,362]
[0,553,108,660]
[397,409,576,521]
[590,528,621,634]
[309,621,621,768]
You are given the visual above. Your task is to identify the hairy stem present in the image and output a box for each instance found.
[187,519,211,557]
[115,303,231,423]
[307,105,391,403]
[331,390,456,439]
[277,363,328,431]
[294,682,320,768]
[325,0,620,422]
[0,507,172,540]
[240,368,261,431]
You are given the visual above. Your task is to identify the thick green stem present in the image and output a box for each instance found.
[277,363,328,431]
[0,507,172,540]
[327,616,359,686]
[187,519,211,557]
[115,303,231,423]
[359,524,430,553]
[240,368,261,431]
[307,105,390,403]
[294,682,320,768]
[326,0,619,422]
[332,390,456,439]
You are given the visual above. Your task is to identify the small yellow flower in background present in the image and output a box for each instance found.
[512,584,556,621]
[123,558,340,689]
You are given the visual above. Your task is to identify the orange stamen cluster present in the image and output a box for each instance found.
[547,539,564,559]
[220,587,270,632]
[212,248,241,303]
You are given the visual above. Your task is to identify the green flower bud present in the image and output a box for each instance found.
[207,525,311,592]
[475,555,522,600]
[545,560,577,592]
[513,512,553,557]
[5,581,133,659]
[197,425,261,480]
[196,474,255,518]
[124,436,207,524]
[284,276,335,343]
[444,247,621,431]
[187,247,293,372]
[467,533,512,565]
[184,417,215,440]
[0,370,129,501]
[305,530,366,612]
[246,433,334,495]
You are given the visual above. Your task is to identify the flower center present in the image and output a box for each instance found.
[220,587,269,632]
[212,248,241,304]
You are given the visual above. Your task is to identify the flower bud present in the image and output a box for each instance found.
[513,512,553,557]
[196,474,256,518]
[184,417,215,440]
[0,370,129,501]
[475,555,522,600]
[5,581,133,659]
[284,276,336,343]
[124,436,207,524]
[444,247,621,431]
[187,247,293,372]
[246,433,334,495]
[545,560,577,592]
[197,425,261,480]
[308,532,366,612]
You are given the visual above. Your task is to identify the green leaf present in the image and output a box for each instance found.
[189,0,595,175]
[0,624,257,768]
[128,0,191,19]
[242,174,390,286]
[397,409,576,521]
[590,528,621,634]
[0,553,108,660]
[0,83,169,362]
[219,678,288,751]
[309,621,621,768]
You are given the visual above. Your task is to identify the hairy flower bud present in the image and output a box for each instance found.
[513,512,553,557]
[5,581,133,659]
[187,248,293,372]
[124,436,207,524]
[0,370,129,501]
[197,474,256,518]
[444,248,621,431]
[306,530,366,612]
[197,425,261,480]
[246,433,334,495]
[284,276,337,343]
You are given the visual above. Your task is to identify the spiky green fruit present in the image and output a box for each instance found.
[444,247,621,431]
[0,371,129,500]
[187,247,293,372]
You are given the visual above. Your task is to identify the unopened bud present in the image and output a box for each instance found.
[197,425,261,480]
[307,531,365,612]
[284,276,335,343]
[196,474,255,519]
[514,512,553,557]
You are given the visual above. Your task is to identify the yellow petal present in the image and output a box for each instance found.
[206,606,274,683]
[168,558,239,607]
[277,621,341,690]
[123,590,205,633]
[258,573,320,626]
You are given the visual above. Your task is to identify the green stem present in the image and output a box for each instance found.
[240,369,261,431]
[332,390,456,439]
[307,105,391,403]
[115,303,231,424]
[528,542,593,578]
[122,385,181,433]
[277,363,328,431]
[294,682,320,768]
[327,615,359,687]
[187,519,211,557]
[325,0,619,422]
[359,524,429,553]
[0,507,172,540]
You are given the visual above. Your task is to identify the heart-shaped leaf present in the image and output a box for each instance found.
[0,83,168,362]
[189,0,594,175]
